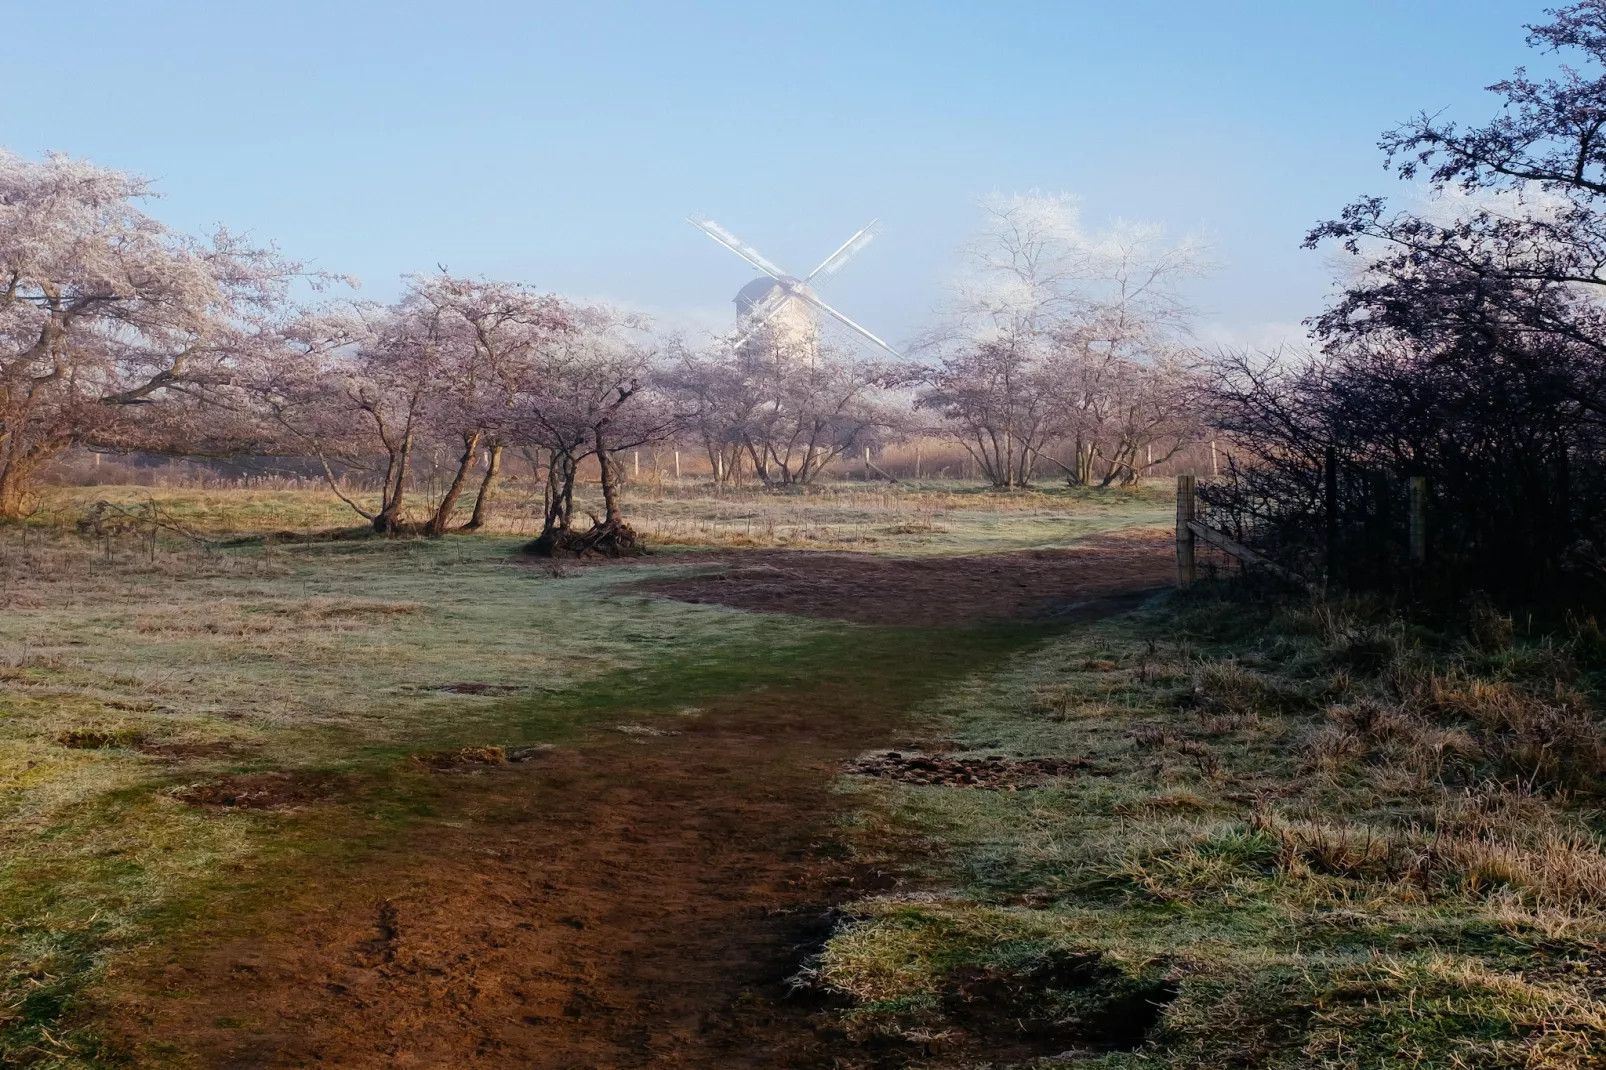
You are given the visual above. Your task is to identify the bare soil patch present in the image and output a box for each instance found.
[428,682,525,696]
[59,730,250,760]
[116,689,913,1068]
[625,529,1173,626]
[845,751,1094,789]
[171,772,342,811]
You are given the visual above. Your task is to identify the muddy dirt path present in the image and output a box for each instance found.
[108,539,1170,1068]
[626,529,1174,626]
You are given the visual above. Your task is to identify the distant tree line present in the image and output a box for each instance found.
[1,153,1217,555]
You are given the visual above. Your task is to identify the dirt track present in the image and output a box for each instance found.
[626,529,1174,626]
[108,536,1171,1067]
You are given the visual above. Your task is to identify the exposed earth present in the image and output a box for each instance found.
[626,528,1173,626]
[107,533,1172,1068]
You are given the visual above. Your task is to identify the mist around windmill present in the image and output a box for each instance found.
[10,2,1606,1067]
[689,213,902,358]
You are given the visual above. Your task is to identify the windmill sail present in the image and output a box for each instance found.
[687,213,903,359]
[805,220,879,285]
[686,215,786,280]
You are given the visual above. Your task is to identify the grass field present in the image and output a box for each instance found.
[0,527,839,1064]
[35,477,1174,554]
[3,481,1600,1067]
[817,587,1606,1067]
[0,481,1164,1065]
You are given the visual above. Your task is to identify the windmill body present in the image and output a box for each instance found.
[687,214,901,360]
[733,276,820,353]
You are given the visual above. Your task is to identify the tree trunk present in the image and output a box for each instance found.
[426,430,482,536]
[545,450,576,533]
[0,436,66,518]
[373,433,414,534]
[0,464,32,519]
[532,448,578,553]
[464,443,503,531]
[706,440,725,486]
[596,428,623,525]
[527,443,639,559]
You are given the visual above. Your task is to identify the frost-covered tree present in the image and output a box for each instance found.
[262,277,574,535]
[0,150,304,516]
[664,324,906,488]
[405,276,570,534]
[919,193,1206,487]
[506,303,671,555]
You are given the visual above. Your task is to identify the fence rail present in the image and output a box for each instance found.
[1175,474,1308,588]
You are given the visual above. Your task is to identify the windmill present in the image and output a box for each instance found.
[686,214,902,358]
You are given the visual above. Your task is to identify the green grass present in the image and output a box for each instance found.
[816,586,1606,1067]
[15,482,1601,1067]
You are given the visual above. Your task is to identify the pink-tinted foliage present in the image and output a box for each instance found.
[0,150,309,515]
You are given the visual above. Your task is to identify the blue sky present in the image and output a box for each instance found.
[2,0,1550,347]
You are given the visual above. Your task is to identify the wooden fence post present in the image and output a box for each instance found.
[1176,474,1196,588]
[1409,476,1427,566]
[1324,446,1339,586]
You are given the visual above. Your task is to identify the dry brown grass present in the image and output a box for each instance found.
[816,589,1606,1066]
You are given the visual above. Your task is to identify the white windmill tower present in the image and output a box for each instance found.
[686,214,902,359]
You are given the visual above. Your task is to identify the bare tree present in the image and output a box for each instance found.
[407,275,569,534]
[258,277,572,536]
[661,337,748,486]
[261,302,434,533]
[918,336,1058,488]
[1045,314,1203,486]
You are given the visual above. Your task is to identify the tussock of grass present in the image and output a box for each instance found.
[806,897,1170,1047]
[821,587,1606,1066]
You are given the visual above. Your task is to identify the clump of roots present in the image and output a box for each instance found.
[526,518,643,558]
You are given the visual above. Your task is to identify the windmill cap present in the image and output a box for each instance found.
[735,277,781,314]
